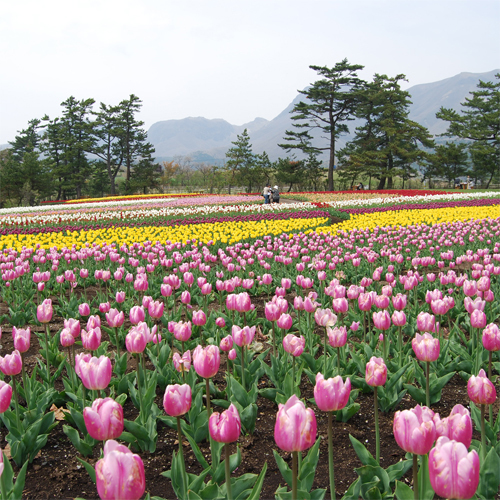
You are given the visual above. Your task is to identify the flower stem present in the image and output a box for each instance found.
[398,326,402,369]
[328,412,336,500]
[225,443,233,500]
[488,351,493,424]
[374,387,380,463]
[292,450,298,500]
[272,322,276,357]
[324,327,328,373]
[136,355,143,416]
[480,404,486,464]
[413,453,419,500]
[425,361,430,408]
[241,345,246,391]
[21,354,30,408]
[44,324,51,382]
[177,416,188,495]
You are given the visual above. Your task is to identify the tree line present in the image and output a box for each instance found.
[1,62,499,206]
[0,95,160,206]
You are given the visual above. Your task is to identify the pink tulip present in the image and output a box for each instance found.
[87,315,101,330]
[60,328,76,347]
[209,403,241,443]
[265,302,280,322]
[79,302,91,317]
[372,310,391,330]
[293,296,304,311]
[482,323,500,351]
[126,324,148,354]
[358,293,373,312]
[75,354,112,390]
[327,326,347,348]
[314,372,351,412]
[0,380,13,413]
[434,404,472,448]
[215,317,226,328]
[83,398,124,441]
[192,310,207,326]
[99,302,111,314]
[180,291,191,304]
[464,297,485,314]
[228,349,237,361]
[391,310,407,327]
[12,327,30,353]
[262,273,272,285]
[332,297,348,314]
[392,293,407,311]
[235,292,252,313]
[277,313,293,330]
[393,404,436,455]
[365,357,387,387]
[173,321,192,342]
[463,280,477,297]
[106,309,125,328]
[220,335,234,352]
[129,305,145,325]
[37,298,53,323]
[467,369,497,405]
[173,350,191,373]
[429,437,479,500]
[350,321,360,332]
[95,440,145,500]
[148,300,165,320]
[193,345,220,379]
[0,350,22,376]
[430,299,448,316]
[412,333,440,362]
[64,318,81,338]
[303,297,317,313]
[274,395,317,452]
[417,312,435,333]
[232,325,255,347]
[470,309,486,329]
[82,328,102,351]
[283,334,305,357]
[314,308,337,327]
[163,384,192,417]
[374,294,390,309]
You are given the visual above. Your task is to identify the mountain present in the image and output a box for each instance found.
[148,70,499,163]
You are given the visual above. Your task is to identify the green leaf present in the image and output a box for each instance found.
[477,447,500,500]
[78,457,96,484]
[63,425,94,457]
[213,446,242,484]
[229,377,251,407]
[12,460,29,500]
[299,438,321,492]
[245,462,267,500]
[349,434,378,466]
[386,459,413,483]
[273,449,293,488]
[124,419,150,441]
[394,480,414,500]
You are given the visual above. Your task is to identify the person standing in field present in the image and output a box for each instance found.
[263,183,271,204]
[271,185,280,204]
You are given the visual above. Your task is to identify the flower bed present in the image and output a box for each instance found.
[0,193,498,500]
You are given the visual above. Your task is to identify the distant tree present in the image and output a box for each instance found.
[436,74,500,187]
[341,74,434,189]
[58,97,95,198]
[279,59,366,191]
[128,159,162,194]
[224,129,256,192]
[161,160,180,190]
[302,152,325,191]
[8,118,42,162]
[425,142,469,187]
[274,157,305,192]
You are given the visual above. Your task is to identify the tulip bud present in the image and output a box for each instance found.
[193,345,220,379]
[37,298,53,323]
[365,356,387,387]
[274,395,316,452]
[79,302,91,317]
[163,384,192,417]
[95,440,145,500]
[429,437,479,500]
[0,380,13,413]
[209,403,241,443]
[283,334,305,357]
[84,398,124,441]
[0,350,22,376]
[467,369,496,405]
[314,372,351,412]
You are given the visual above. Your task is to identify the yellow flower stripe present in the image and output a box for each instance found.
[316,205,500,234]
[1,217,329,252]
[62,193,200,204]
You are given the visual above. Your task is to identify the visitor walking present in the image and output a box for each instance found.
[271,185,280,204]
[263,183,271,204]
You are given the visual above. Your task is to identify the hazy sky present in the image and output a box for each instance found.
[1,0,499,144]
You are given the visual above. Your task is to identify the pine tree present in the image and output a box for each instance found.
[279,59,365,190]
[436,73,500,187]
[224,129,256,192]
[340,74,434,189]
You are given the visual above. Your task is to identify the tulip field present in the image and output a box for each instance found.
[0,189,500,500]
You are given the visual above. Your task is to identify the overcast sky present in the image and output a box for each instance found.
[1,0,499,144]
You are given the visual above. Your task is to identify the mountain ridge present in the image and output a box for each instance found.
[148,69,499,162]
